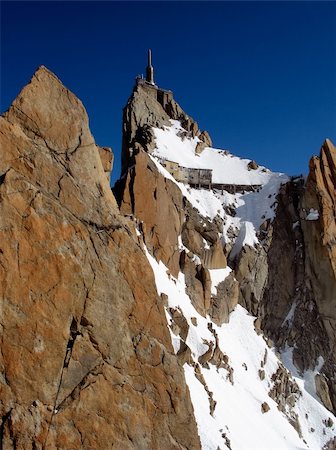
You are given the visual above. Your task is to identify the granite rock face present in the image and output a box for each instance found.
[257,141,336,414]
[301,139,336,347]
[209,272,239,326]
[0,67,200,449]
[119,150,184,278]
[120,82,212,176]
[118,79,336,421]
[98,146,114,182]
[118,82,226,279]
[301,139,336,412]
[4,63,335,449]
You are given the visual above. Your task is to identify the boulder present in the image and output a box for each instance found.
[195,130,212,154]
[248,160,259,170]
[209,272,239,325]
[315,374,334,412]
[261,402,270,413]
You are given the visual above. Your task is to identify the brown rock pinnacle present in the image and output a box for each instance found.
[259,139,336,414]
[301,138,336,412]
[0,66,200,449]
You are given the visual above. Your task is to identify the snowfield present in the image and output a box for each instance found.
[145,248,336,450]
[151,120,288,258]
[153,120,276,185]
[144,246,336,450]
[141,120,335,449]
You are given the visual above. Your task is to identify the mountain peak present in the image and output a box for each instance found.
[120,74,212,177]
[4,65,91,155]
[1,64,335,450]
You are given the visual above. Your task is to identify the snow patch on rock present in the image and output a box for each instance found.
[306,208,319,221]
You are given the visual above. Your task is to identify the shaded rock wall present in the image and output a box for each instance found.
[258,143,336,414]
[301,140,336,347]
[0,67,200,449]
[301,140,336,412]
[260,180,329,368]
[218,141,336,414]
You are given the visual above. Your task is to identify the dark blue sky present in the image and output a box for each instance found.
[2,1,336,183]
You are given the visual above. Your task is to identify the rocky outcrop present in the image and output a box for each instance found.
[209,273,239,325]
[301,139,336,412]
[180,251,211,316]
[195,131,212,154]
[235,244,269,317]
[118,81,226,280]
[119,150,184,277]
[247,160,259,170]
[182,209,226,270]
[0,66,200,449]
[301,140,336,342]
[120,81,212,176]
[258,142,336,414]
[229,142,336,415]
[269,366,302,434]
[98,146,114,182]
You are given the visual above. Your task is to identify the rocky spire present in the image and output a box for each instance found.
[0,65,201,449]
[146,48,154,85]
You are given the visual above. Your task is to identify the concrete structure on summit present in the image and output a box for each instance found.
[157,158,261,193]
[157,158,213,189]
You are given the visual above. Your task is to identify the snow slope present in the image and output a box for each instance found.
[153,120,276,185]
[143,245,335,450]
[152,119,288,258]
[141,120,335,449]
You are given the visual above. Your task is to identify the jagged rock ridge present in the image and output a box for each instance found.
[0,67,200,449]
[117,76,336,449]
[1,63,335,450]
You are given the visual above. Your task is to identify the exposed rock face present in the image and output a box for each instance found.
[235,244,269,317]
[301,140,336,345]
[195,131,212,154]
[119,150,184,278]
[210,273,239,325]
[98,146,114,182]
[118,83,226,279]
[301,139,336,412]
[315,374,334,412]
[182,209,226,270]
[260,180,328,369]
[258,142,336,414]
[120,82,212,176]
[181,252,209,314]
[228,141,336,416]
[247,160,258,170]
[0,67,200,449]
